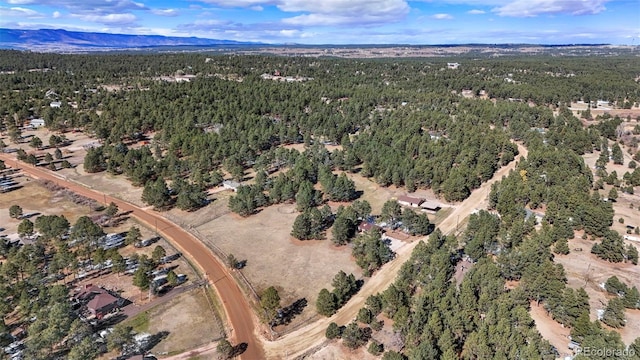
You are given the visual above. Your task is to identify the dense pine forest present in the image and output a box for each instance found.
[1,50,640,359]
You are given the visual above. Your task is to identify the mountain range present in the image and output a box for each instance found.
[0,28,260,51]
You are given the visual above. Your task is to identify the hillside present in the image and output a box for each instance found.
[0,28,260,51]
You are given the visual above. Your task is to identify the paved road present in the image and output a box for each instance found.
[0,155,263,360]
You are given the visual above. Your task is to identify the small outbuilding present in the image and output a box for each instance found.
[397,195,425,208]
[222,180,241,192]
[29,118,45,128]
[420,201,442,213]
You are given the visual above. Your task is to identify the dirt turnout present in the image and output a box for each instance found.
[0,155,263,360]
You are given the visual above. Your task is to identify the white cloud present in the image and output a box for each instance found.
[199,0,409,26]
[198,0,272,7]
[0,6,43,18]
[6,0,35,4]
[467,9,485,14]
[431,13,453,19]
[493,0,609,17]
[72,13,137,24]
[279,29,299,37]
[151,8,179,16]
[8,0,147,16]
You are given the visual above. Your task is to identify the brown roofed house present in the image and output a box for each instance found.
[397,195,425,208]
[357,221,383,233]
[87,292,120,318]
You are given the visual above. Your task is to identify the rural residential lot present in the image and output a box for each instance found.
[1,47,639,360]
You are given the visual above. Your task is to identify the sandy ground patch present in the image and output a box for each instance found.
[346,172,450,215]
[7,128,149,207]
[307,342,378,360]
[146,288,224,356]
[0,179,102,236]
[552,235,640,345]
[195,202,363,332]
[529,301,572,357]
[282,143,343,153]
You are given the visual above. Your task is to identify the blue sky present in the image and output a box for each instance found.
[0,0,638,44]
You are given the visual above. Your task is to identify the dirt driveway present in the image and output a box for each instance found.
[261,142,528,358]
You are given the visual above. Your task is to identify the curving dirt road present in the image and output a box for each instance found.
[1,141,527,359]
[0,155,263,360]
[261,142,528,359]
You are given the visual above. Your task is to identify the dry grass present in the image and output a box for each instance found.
[145,289,224,355]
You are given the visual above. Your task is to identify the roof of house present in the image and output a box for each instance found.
[222,180,241,188]
[75,284,104,300]
[397,195,425,205]
[358,222,382,232]
[87,292,118,311]
[420,201,441,210]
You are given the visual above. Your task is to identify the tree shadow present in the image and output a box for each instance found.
[272,298,307,326]
[109,216,130,227]
[234,259,247,269]
[144,331,170,351]
[231,342,248,357]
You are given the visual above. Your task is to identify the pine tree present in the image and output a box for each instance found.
[291,211,313,240]
[627,244,638,265]
[601,298,626,328]
[554,238,570,255]
[326,322,341,339]
[216,338,234,359]
[611,143,624,165]
[295,180,318,212]
[316,288,337,316]
[142,177,171,209]
[260,286,281,322]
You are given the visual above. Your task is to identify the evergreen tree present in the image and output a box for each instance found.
[17,219,34,237]
[381,200,402,224]
[9,204,23,219]
[353,231,394,276]
[142,177,171,209]
[332,271,358,307]
[295,180,320,212]
[83,147,105,173]
[216,338,234,359]
[601,298,626,328]
[623,286,640,309]
[260,286,281,323]
[342,321,368,349]
[316,288,337,317]
[627,244,639,265]
[611,143,624,165]
[326,322,342,339]
[126,226,141,246]
[554,238,570,255]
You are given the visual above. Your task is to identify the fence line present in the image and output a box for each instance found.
[164,212,330,339]
[164,213,261,305]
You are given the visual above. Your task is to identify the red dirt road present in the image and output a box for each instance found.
[0,155,263,360]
